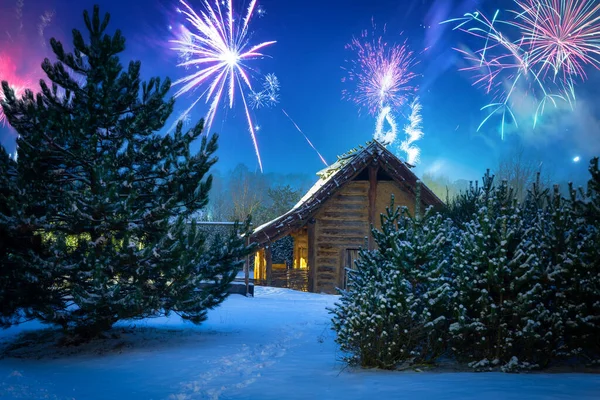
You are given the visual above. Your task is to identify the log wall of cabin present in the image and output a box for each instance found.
[313,181,370,293]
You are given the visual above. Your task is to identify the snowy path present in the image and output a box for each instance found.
[0,287,598,399]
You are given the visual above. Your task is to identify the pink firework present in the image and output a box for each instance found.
[343,23,417,115]
[171,0,275,172]
[442,3,593,137]
[511,0,600,80]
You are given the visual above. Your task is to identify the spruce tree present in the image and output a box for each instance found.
[510,178,566,369]
[563,158,600,364]
[331,186,453,369]
[444,178,483,229]
[1,5,250,338]
[448,172,532,370]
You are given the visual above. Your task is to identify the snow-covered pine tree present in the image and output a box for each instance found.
[509,176,567,369]
[1,5,251,338]
[331,184,453,369]
[0,145,23,325]
[0,145,57,327]
[448,171,535,371]
[444,178,483,229]
[562,158,600,364]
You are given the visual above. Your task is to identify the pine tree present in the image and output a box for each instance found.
[0,145,59,327]
[0,145,23,325]
[331,186,453,369]
[1,5,251,338]
[509,177,567,369]
[562,158,600,364]
[448,172,533,370]
[444,178,483,229]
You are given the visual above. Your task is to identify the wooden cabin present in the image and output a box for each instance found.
[250,141,444,294]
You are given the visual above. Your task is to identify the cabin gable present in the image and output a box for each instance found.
[250,141,443,294]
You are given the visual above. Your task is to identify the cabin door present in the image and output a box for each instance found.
[342,248,360,289]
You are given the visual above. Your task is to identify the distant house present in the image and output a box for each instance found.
[250,141,444,294]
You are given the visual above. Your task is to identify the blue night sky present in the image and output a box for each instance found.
[1,0,599,184]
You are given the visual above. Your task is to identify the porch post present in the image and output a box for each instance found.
[265,244,273,286]
[244,235,250,296]
[307,219,316,292]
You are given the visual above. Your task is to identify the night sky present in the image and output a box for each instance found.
[1,0,598,184]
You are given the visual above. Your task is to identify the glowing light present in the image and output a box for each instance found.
[257,4,266,18]
[573,156,580,163]
[170,0,276,172]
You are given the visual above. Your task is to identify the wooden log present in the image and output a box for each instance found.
[319,219,367,228]
[318,211,368,220]
[329,194,368,203]
[317,228,369,237]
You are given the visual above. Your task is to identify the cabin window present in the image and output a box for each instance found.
[294,247,308,269]
[342,248,360,289]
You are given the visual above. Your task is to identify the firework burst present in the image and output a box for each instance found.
[250,73,279,109]
[343,21,423,163]
[170,0,275,172]
[444,0,600,137]
[511,0,600,80]
[342,23,417,116]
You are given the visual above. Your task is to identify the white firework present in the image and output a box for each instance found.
[250,73,280,109]
[170,0,276,172]
[399,97,423,165]
[374,105,397,145]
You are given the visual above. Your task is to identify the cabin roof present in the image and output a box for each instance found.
[251,141,444,245]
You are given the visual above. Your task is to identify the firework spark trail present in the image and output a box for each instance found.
[443,0,600,138]
[248,73,327,166]
[281,109,328,167]
[400,97,423,165]
[170,0,275,172]
[374,106,397,145]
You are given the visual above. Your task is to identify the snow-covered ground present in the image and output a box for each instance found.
[0,287,598,400]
